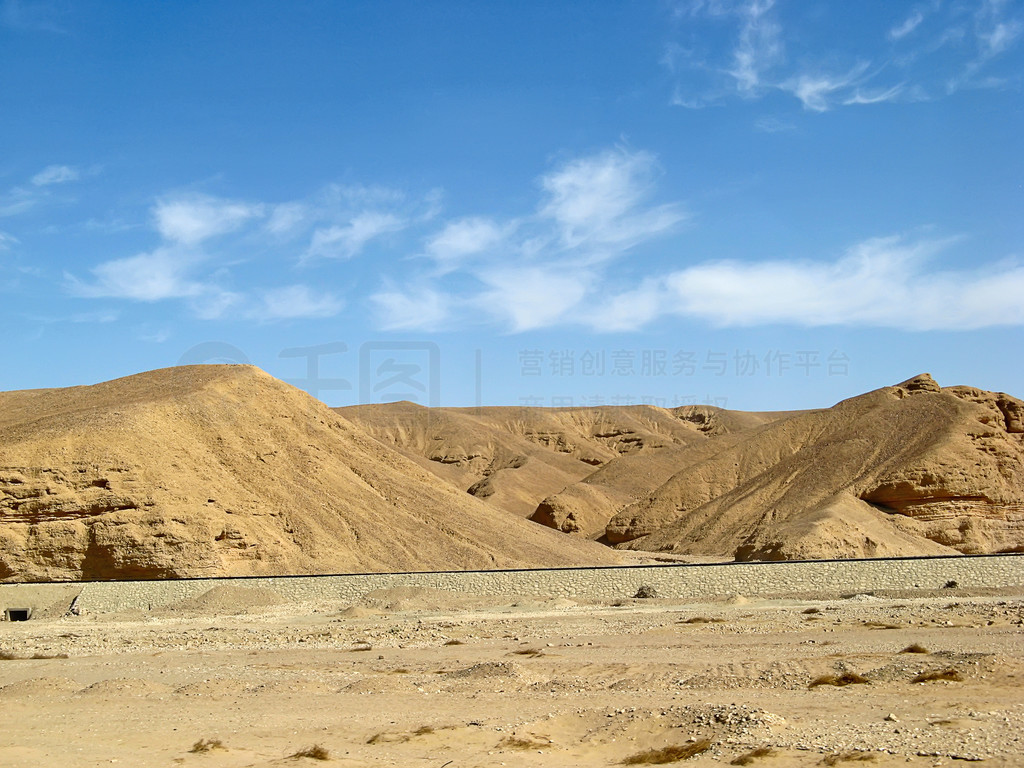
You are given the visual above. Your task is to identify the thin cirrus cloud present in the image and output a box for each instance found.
[1,163,86,217]
[666,0,1022,111]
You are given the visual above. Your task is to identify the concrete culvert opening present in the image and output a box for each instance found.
[5,608,31,622]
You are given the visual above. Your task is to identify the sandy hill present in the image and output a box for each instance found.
[607,374,1024,560]
[0,366,619,582]
[337,402,788,530]
[344,375,1024,561]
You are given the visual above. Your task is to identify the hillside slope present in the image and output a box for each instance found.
[608,375,1024,560]
[0,366,619,582]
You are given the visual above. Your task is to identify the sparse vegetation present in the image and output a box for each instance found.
[443,639,465,646]
[512,648,544,657]
[500,736,549,750]
[289,744,330,760]
[822,752,876,765]
[911,668,962,683]
[681,616,726,624]
[622,739,713,764]
[189,738,225,753]
[802,608,821,614]
[944,580,959,589]
[809,672,870,688]
[900,643,929,654]
[731,746,775,765]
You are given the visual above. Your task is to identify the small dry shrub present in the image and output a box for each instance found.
[500,736,549,750]
[809,672,870,688]
[822,752,875,766]
[443,639,465,646]
[900,643,929,654]
[802,608,821,615]
[911,668,962,683]
[731,746,775,765]
[682,616,726,625]
[290,744,330,760]
[622,739,713,764]
[189,738,225,753]
[512,648,544,657]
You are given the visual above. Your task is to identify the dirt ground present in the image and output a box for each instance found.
[1,585,1022,767]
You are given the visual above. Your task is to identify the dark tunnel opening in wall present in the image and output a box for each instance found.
[4,609,31,621]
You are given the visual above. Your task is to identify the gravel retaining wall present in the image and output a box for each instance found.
[1,554,1022,617]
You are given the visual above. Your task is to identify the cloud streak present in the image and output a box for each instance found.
[665,0,1023,111]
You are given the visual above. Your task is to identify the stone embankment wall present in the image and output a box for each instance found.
[2,554,1022,618]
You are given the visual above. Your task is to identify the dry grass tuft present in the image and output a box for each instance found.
[189,738,225,753]
[900,643,929,654]
[443,639,465,646]
[822,752,876,765]
[911,668,962,683]
[622,739,713,764]
[682,616,726,625]
[500,736,549,750]
[731,746,775,765]
[289,744,330,760]
[802,608,821,615]
[512,648,544,657]
[809,672,870,688]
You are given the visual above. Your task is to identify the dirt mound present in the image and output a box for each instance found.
[0,365,619,581]
[77,678,173,697]
[173,584,285,614]
[0,676,80,697]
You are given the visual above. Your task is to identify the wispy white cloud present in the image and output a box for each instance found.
[254,284,343,320]
[371,147,686,333]
[539,149,684,249]
[727,0,782,94]
[30,164,79,186]
[474,267,592,332]
[67,246,208,302]
[426,217,510,271]
[843,84,905,106]
[0,230,18,250]
[305,211,405,260]
[154,194,262,245]
[889,9,926,41]
[372,284,451,331]
[664,0,1022,111]
[753,115,796,133]
[780,62,870,112]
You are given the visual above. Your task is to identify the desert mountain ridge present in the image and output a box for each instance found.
[341,372,1024,561]
[1,366,1022,583]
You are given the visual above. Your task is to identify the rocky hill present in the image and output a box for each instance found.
[0,366,618,582]
[345,375,1024,561]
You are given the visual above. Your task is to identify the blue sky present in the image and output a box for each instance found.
[1,0,1021,410]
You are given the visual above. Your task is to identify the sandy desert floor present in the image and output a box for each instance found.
[1,585,1022,768]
